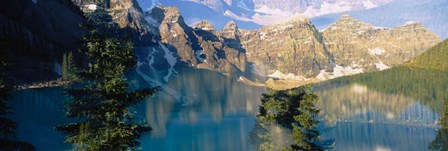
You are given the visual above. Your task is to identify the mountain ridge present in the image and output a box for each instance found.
[406,39,448,71]
[0,1,442,88]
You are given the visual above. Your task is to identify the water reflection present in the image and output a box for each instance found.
[9,88,69,150]
[8,66,448,151]
[316,83,439,126]
[314,67,448,151]
[134,67,266,150]
[322,122,436,151]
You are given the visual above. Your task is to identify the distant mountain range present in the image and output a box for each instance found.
[312,0,448,39]
[0,0,443,88]
[137,0,448,39]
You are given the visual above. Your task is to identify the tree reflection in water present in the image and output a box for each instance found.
[429,102,448,151]
[250,86,333,151]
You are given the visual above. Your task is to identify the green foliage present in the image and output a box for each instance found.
[407,39,448,71]
[56,4,158,150]
[429,102,448,150]
[0,39,36,151]
[62,51,78,81]
[291,93,323,151]
[429,128,448,151]
[251,86,330,151]
[315,67,448,114]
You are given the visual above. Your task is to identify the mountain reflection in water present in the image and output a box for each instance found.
[8,67,448,151]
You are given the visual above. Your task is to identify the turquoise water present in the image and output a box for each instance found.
[9,67,447,151]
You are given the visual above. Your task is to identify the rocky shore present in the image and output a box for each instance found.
[16,79,70,90]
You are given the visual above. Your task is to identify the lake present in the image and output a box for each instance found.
[9,67,448,150]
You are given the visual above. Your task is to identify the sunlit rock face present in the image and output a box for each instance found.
[239,16,333,77]
[322,15,441,72]
[147,6,248,75]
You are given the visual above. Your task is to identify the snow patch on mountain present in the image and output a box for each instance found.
[403,21,418,26]
[85,4,97,10]
[375,61,390,70]
[317,65,364,80]
[268,70,309,81]
[369,48,385,55]
[159,42,177,82]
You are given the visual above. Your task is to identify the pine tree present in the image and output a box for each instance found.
[429,101,448,150]
[0,39,35,151]
[62,52,68,80]
[56,2,158,150]
[61,51,78,81]
[251,86,332,151]
[291,92,324,151]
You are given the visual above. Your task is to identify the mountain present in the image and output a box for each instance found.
[312,0,448,39]
[0,0,441,87]
[407,39,448,71]
[72,0,159,45]
[238,15,332,78]
[322,15,440,73]
[235,14,440,83]
[136,0,447,40]
[136,0,393,30]
[0,0,85,83]
[145,6,248,77]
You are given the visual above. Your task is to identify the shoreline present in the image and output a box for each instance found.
[15,79,70,90]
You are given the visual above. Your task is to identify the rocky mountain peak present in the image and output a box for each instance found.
[159,6,183,24]
[329,14,374,31]
[223,20,238,31]
[221,21,239,39]
[194,21,215,31]
[399,21,427,29]
[322,15,441,75]
[282,14,311,24]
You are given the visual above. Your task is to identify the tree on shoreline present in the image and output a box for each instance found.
[251,86,332,151]
[0,39,36,151]
[429,101,448,150]
[56,2,158,150]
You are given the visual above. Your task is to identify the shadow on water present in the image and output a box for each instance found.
[10,88,69,150]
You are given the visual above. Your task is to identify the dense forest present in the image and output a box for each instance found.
[315,66,448,114]
[407,39,448,71]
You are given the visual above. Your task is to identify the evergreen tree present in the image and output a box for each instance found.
[291,92,325,151]
[251,86,332,151]
[429,101,448,150]
[56,2,158,150]
[0,39,35,151]
[62,51,78,81]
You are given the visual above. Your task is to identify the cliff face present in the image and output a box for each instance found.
[239,16,333,78]
[146,6,247,76]
[0,0,161,83]
[72,0,159,46]
[0,1,441,85]
[322,15,441,72]
[0,0,85,83]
